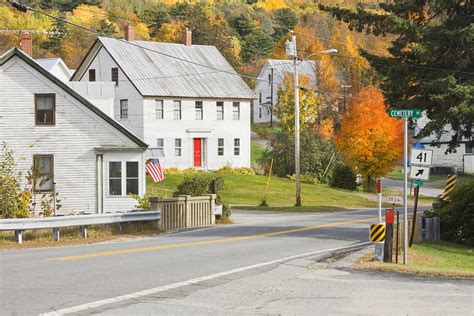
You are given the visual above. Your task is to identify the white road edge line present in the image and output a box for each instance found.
[39,242,370,316]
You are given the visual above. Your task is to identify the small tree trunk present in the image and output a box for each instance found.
[367,175,372,192]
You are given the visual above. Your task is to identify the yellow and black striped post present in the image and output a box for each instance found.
[370,224,386,242]
[441,174,456,201]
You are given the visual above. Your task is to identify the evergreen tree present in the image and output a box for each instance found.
[242,29,273,63]
[273,8,298,40]
[41,16,68,50]
[97,19,117,36]
[320,1,474,150]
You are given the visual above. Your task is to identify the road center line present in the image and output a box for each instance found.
[48,217,377,261]
[40,242,370,316]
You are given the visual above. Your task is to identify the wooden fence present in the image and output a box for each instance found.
[150,195,216,231]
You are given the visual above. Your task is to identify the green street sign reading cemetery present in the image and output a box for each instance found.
[388,109,422,118]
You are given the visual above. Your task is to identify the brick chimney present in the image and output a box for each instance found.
[182,28,192,46]
[20,32,33,57]
[124,24,134,41]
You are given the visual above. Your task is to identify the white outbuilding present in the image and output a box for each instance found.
[0,48,149,215]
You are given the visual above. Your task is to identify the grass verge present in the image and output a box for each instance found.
[147,173,381,210]
[0,222,161,249]
[354,241,474,278]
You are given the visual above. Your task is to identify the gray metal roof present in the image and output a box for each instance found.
[266,59,317,88]
[97,37,255,99]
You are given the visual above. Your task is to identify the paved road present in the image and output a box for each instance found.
[382,177,444,197]
[1,209,470,315]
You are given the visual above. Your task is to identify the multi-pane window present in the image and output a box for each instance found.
[216,102,224,120]
[33,155,54,192]
[175,138,182,157]
[109,161,122,196]
[218,138,224,156]
[195,101,203,120]
[234,138,240,156]
[233,102,240,120]
[126,162,139,195]
[111,67,119,86]
[155,100,164,119]
[120,99,128,119]
[259,108,262,119]
[35,94,55,125]
[466,142,473,154]
[89,69,96,82]
[156,138,164,154]
[173,100,182,120]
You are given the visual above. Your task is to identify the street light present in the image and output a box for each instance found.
[285,35,337,206]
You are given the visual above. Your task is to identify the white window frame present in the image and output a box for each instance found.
[234,138,240,156]
[120,99,128,119]
[233,102,240,120]
[175,138,182,157]
[195,101,203,120]
[155,100,164,119]
[107,161,141,197]
[216,102,224,120]
[173,100,182,120]
[218,138,224,156]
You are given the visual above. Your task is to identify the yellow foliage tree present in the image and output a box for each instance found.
[335,87,403,191]
[274,75,321,134]
[316,118,334,140]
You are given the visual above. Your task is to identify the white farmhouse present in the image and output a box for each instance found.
[0,48,148,215]
[71,28,255,170]
[253,59,317,124]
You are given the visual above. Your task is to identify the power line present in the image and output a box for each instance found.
[7,1,378,103]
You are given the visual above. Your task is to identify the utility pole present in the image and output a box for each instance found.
[341,84,351,112]
[286,35,301,206]
[269,67,274,128]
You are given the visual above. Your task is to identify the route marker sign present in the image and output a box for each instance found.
[370,224,386,242]
[410,166,430,181]
[388,109,422,119]
[387,196,403,205]
[410,148,433,166]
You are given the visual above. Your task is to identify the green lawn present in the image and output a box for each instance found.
[357,241,474,278]
[147,173,379,210]
[251,143,265,165]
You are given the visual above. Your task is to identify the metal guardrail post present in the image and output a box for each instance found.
[53,228,60,242]
[15,230,23,244]
[80,226,88,239]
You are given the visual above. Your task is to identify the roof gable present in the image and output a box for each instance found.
[0,48,147,149]
[259,59,318,89]
[75,37,255,100]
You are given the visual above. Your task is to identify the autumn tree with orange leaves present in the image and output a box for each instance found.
[335,87,403,191]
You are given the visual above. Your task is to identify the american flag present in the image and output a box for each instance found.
[146,159,165,182]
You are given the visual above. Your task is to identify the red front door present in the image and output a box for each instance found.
[193,138,202,167]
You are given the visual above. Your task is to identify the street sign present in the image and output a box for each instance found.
[387,196,403,205]
[410,148,433,166]
[413,180,425,187]
[409,166,430,181]
[370,224,385,242]
[388,109,422,118]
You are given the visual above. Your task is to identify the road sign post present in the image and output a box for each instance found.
[403,117,408,265]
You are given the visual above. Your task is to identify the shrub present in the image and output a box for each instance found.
[217,165,255,175]
[131,194,152,210]
[163,167,180,175]
[0,143,32,218]
[330,164,358,190]
[182,167,199,174]
[221,203,231,219]
[260,128,339,183]
[438,180,474,246]
[174,173,225,204]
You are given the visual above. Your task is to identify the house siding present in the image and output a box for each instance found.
[0,56,144,214]
[143,97,251,169]
[79,47,145,139]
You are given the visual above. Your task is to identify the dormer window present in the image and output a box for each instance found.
[35,94,55,125]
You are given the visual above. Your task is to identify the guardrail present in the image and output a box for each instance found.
[0,211,161,244]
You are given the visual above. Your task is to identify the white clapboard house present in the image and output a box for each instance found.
[253,59,317,124]
[415,116,474,175]
[71,27,255,170]
[0,48,148,215]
